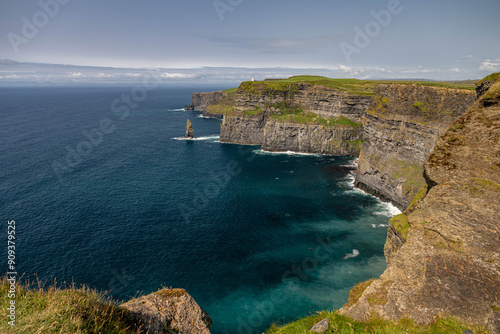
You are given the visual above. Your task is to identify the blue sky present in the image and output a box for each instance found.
[0,0,499,83]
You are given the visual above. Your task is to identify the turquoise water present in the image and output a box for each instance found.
[0,86,398,333]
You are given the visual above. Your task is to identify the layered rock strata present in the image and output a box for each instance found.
[234,82,370,122]
[185,91,225,113]
[355,84,476,209]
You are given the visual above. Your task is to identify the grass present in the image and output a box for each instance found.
[238,76,475,96]
[405,184,428,214]
[344,280,375,308]
[223,87,239,93]
[205,91,237,115]
[389,214,410,240]
[388,158,425,195]
[477,71,500,84]
[243,107,264,116]
[482,81,500,102]
[0,276,138,334]
[265,310,487,334]
[270,112,362,127]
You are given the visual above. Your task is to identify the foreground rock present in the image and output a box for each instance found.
[341,74,500,334]
[310,318,329,332]
[121,288,212,334]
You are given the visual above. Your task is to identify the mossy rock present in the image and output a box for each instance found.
[389,214,410,240]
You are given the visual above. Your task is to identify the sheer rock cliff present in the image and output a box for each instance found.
[340,75,500,334]
[217,81,368,155]
[355,84,476,209]
[185,91,226,116]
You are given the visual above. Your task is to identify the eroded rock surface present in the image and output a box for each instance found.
[121,288,212,334]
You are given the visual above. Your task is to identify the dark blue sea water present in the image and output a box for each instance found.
[0,86,399,334]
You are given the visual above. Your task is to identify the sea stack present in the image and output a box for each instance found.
[185,119,194,139]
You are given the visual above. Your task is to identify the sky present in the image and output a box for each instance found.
[0,0,499,84]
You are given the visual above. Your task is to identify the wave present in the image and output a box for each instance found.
[253,149,321,157]
[371,223,389,228]
[373,202,402,217]
[167,108,186,111]
[343,249,360,260]
[340,158,359,169]
[172,135,220,142]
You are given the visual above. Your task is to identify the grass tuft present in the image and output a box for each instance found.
[389,214,410,240]
[265,310,487,334]
[0,276,138,334]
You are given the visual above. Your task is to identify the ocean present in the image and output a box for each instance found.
[0,86,399,334]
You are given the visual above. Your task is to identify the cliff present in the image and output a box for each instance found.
[217,77,370,155]
[340,74,500,334]
[355,84,476,209]
[185,91,226,116]
[219,113,364,155]
[261,118,363,155]
[234,80,371,122]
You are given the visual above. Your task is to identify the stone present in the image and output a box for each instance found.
[310,318,329,332]
[185,119,194,139]
[121,288,212,334]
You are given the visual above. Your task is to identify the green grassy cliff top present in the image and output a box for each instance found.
[234,76,476,96]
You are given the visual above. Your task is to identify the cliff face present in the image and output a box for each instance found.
[220,114,364,155]
[219,114,266,145]
[185,91,225,113]
[234,82,370,122]
[217,81,368,155]
[341,75,500,333]
[261,119,363,155]
[355,84,476,209]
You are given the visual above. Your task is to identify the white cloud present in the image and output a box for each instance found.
[162,72,196,79]
[69,72,84,78]
[479,59,500,72]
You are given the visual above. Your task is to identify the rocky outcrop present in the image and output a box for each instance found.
[217,80,369,155]
[219,114,364,155]
[234,82,370,122]
[185,119,194,138]
[341,75,500,334]
[261,118,363,155]
[185,91,225,113]
[121,288,212,334]
[355,84,476,209]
